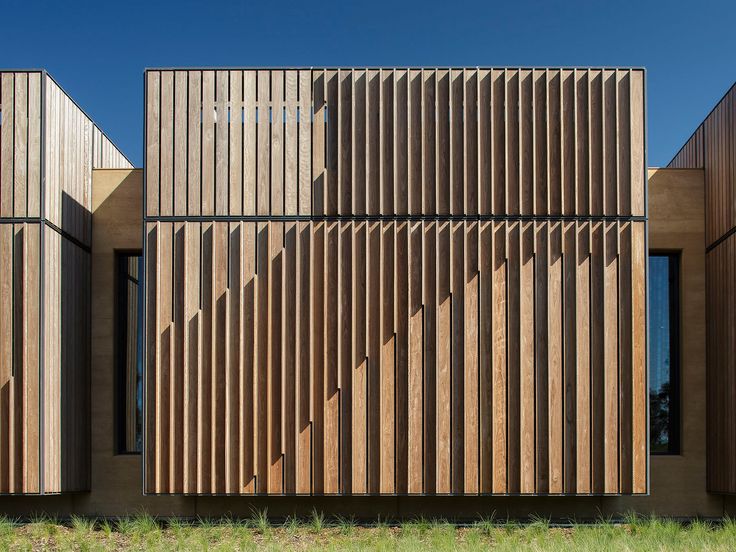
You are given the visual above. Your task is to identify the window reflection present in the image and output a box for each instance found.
[649,253,679,455]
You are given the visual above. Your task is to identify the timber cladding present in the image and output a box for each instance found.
[0,71,131,494]
[669,83,736,494]
[144,67,647,495]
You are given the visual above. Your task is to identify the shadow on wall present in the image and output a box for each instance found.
[58,192,92,493]
[92,171,143,228]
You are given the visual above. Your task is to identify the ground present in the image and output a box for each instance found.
[2,513,736,551]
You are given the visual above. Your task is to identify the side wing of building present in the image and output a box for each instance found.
[668,83,736,494]
[0,71,132,494]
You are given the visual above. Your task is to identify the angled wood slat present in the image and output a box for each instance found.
[144,67,647,496]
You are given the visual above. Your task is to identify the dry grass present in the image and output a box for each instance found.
[1,512,736,551]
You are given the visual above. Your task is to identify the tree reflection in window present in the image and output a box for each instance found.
[649,254,679,455]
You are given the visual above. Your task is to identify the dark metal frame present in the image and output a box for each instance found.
[648,251,681,456]
[114,250,145,456]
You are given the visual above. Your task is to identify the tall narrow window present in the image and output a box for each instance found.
[649,253,680,455]
[116,252,144,454]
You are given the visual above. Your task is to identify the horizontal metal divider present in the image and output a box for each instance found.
[0,217,91,254]
[144,214,648,224]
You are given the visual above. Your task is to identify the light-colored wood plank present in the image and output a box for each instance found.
[160,72,174,217]
[174,72,188,216]
[229,72,244,216]
[436,220,451,493]
[243,72,256,216]
[201,72,216,216]
[187,72,202,216]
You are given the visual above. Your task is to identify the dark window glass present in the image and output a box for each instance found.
[116,253,144,454]
[649,253,680,455]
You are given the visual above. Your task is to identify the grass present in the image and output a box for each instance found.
[1,513,736,550]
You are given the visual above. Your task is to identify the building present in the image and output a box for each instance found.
[0,67,733,519]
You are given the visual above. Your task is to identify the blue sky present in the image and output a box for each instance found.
[1,0,734,167]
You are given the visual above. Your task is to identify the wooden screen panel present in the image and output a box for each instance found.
[0,72,42,219]
[145,66,647,496]
[144,219,647,495]
[0,223,41,494]
[145,68,645,219]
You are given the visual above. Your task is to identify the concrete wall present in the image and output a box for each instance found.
[1,166,730,519]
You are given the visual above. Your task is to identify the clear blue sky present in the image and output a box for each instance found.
[2,0,734,167]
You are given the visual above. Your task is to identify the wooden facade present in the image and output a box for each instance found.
[144,67,648,496]
[0,70,131,494]
[669,83,736,494]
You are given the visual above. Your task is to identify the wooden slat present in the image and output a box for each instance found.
[230,72,244,216]
[13,74,28,218]
[395,221,408,493]
[492,222,507,493]
[464,221,479,493]
[298,71,312,216]
[575,222,591,494]
[243,72,256,216]
[407,221,423,493]
[422,221,436,494]
[352,221,367,493]
[183,72,200,216]
[631,222,646,493]
[436,220,451,493]
[324,221,338,493]
[271,71,284,217]
[174,72,188,216]
[202,72,215,216]
[379,221,394,493]
[1,74,15,217]
[339,221,353,493]
[604,223,620,493]
[285,72,298,216]
[450,220,464,492]
[215,70,229,216]
[296,221,311,493]
[160,72,174,217]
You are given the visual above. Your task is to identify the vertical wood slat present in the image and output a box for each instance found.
[142,68,647,496]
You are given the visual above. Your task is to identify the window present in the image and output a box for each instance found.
[649,253,680,455]
[116,252,144,454]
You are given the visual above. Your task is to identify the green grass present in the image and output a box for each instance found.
[1,514,736,550]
